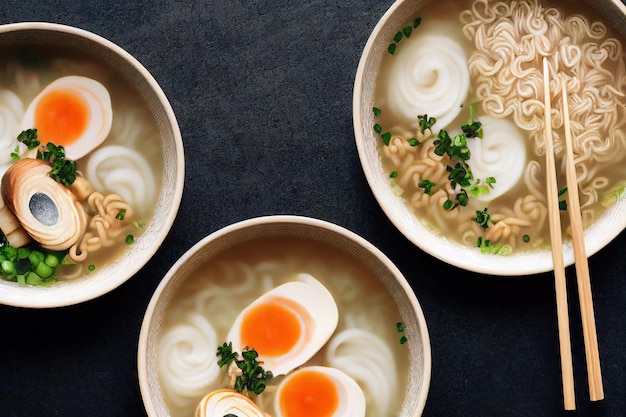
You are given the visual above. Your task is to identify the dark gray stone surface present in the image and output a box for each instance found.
[0,1,625,416]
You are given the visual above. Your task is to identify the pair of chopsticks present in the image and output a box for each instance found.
[541,57,604,410]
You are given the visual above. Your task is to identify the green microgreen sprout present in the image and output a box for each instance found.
[474,207,491,229]
[461,103,483,138]
[417,114,436,134]
[217,342,273,396]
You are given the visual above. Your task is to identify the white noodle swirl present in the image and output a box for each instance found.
[0,89,24,176]
[325,329,397,417]
[384,22,470,130]
[84,145,156,217]
[157,312,221,409]
[466,116,526,202]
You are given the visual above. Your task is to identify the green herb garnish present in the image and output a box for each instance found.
[418,179,436,195]
[125,234,135,244]
[217,342,273,396]
[88,264,96,272]
[461,103,483,139]
[417,114,436,134]
[116,209,126,221]
[390,171,398,179]
[522,234,530,243]
[474,208,491,229]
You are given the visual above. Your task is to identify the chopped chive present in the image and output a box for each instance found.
[389,171,398,179]
[476,237,483,247]
[522,234,530,243]
[403,26,412,37]
[559,200,568,211]
[396,322,405,332]
[373,107,382,118]
[399,336,408,344]
[407,137,419,146]
[394,31,403,42]
[388,43,397,55]
[125,234,135,244]
[414,17,422,28]
[558,187,568,196]
[88,264,96,272]
[374,123,382,134]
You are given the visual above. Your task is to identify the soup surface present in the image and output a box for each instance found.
[374,0,626,254]
[0,47,163,283]
[157,236,410,417]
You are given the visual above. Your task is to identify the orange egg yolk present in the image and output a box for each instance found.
[34,89,88,146]
[240,300,302,357]
[279,370,339,417]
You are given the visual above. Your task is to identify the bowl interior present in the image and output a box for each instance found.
[353,0,626,275]
[0,22,184,308]
[138,215,431,417]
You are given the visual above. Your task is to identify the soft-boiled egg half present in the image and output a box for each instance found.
[275,366,366,417]
[226,273,339,376]
[20,75,112,160]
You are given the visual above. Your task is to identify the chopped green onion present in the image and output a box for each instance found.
[116,209,126,221]
[523,234,530,243]
[414,17,422,28]
[399,336,408,344]
[125,234,135,244]
[388,43,397,55]
[394,31,403,42]
[373,107,382,118]
[396,322,405,332]
[389,171,398,178]
[88,264,96,272]
[374,123,382,134]
[403,26,412,37]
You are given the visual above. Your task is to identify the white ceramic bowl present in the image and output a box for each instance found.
[353,0,626,275]
[138,215,431,417]
[0,22,184,307]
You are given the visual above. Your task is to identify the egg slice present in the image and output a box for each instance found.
[275,366,366,417]
[195,389,266,417]
[20,75,112,160]
[226,273,338,376]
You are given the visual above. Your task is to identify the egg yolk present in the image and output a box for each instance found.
[34,89,89,146]
[279,370,339,417]
[240,301,302,357]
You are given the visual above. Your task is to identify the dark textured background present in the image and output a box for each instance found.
[0,1,625,416]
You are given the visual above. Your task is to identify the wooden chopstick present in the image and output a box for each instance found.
[560,75,604,402]
[542,57,576,411]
